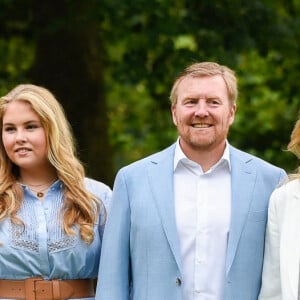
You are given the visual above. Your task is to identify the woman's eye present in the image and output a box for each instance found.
[3,126,15,132]
[26,124,38,130]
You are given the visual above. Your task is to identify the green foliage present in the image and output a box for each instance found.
[0,37,34,95]
[106,78,176,166]
[232,50,300,171]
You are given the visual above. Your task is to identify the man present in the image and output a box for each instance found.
[96,62,286,300]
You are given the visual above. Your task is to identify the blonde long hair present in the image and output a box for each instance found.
[0,84,101,244]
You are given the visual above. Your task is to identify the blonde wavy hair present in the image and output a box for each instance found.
[287,117,300,180]
[0,84,101,244]
[170,61,238,107]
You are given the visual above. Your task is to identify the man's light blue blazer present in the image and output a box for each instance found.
[96,143,286,300]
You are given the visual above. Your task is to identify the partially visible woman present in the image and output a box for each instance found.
[259,117,300,300]
[0,84,111,300]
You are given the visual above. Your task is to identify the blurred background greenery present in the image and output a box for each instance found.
[1,0,299,187]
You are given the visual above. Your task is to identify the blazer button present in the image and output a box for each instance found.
[175,278,182,286]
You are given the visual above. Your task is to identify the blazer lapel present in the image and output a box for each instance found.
[226,148,256,274]
[283,187,300,299]
[147,145,182,273]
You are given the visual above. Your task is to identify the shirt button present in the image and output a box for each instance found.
[175,278,182,286]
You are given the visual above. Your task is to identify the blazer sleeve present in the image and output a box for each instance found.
[96,170,131,300]
[259,190,282,300]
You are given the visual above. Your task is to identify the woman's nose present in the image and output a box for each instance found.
[15,129,26,142]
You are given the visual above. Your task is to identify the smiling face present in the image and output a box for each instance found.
[171,75,236,157]
[1,100,49,173]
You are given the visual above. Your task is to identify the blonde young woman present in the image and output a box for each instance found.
[0,84,111,300]
[259,118,300,300]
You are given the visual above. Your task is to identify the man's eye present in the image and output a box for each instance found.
[185,99,197,105]
[208,99,221,105]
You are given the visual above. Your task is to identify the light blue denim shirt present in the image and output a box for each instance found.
[0,177,111,281]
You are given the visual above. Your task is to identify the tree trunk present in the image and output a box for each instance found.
[30,0,114,186]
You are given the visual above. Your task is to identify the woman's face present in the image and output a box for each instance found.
[2,100,49,172]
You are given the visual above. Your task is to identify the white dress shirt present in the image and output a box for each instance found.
[174,140,231,300]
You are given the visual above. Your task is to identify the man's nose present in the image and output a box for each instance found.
[194,101,209,117]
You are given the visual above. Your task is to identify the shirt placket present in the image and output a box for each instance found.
[194,175,208,298]
[35,200,51,275]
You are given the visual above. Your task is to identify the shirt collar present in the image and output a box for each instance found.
[173,138,231,172]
